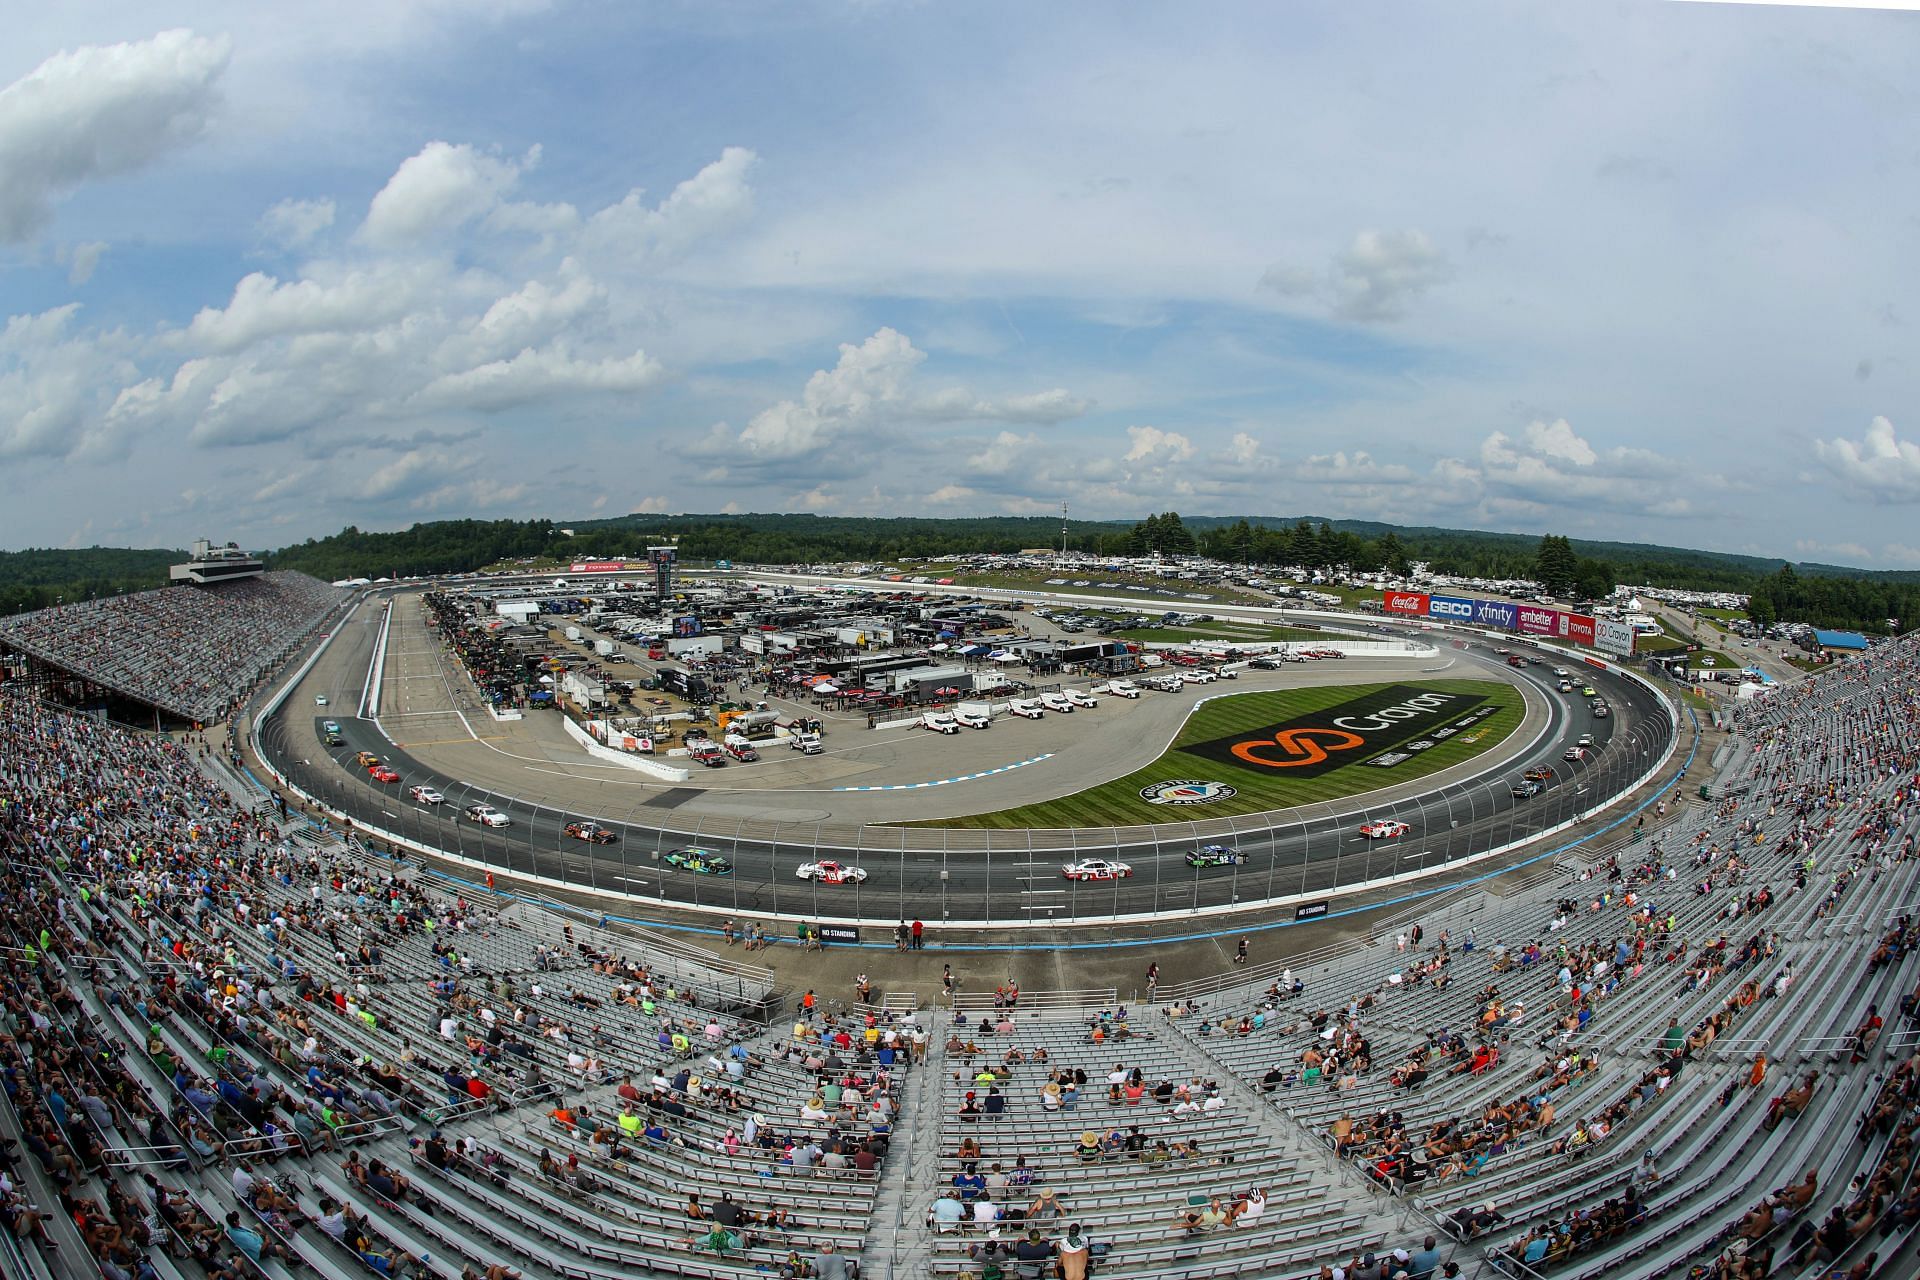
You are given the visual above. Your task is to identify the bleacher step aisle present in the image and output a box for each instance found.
[1157,1020,1407,1246]
[867,1036,945,1280]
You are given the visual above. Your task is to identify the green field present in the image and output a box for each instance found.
[909,678,1524,830]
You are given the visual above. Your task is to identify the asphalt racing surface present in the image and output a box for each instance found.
[258,597,1672,927]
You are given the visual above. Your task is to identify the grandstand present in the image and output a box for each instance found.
[1,620,1918,1280]
[0,566,345,724]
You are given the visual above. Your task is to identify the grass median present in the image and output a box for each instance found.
[904,677,1525,830]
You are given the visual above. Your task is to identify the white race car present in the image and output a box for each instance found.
[796,860,868,885]
[1359,819,1410,840]
[463,804,510,827]
[408,785,444,806]
[1009,699,1046,719]
[1063,858,1133,881]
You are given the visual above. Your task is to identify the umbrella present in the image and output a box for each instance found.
[814,682,841,695]
[929,643,950,652]
[537,674,555,684]
[992,652,1022,663]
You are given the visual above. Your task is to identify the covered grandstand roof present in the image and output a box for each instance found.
[0,570,348,723]
[1812,628,1870,651]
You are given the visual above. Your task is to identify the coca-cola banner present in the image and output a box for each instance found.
[1383,591,1429,616]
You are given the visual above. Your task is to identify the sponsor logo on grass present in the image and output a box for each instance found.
[1139,780,1239,805]
[1191,684,1493,776]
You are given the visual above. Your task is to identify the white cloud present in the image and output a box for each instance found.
[259,197,336,248]
[926,483,976,504]
[1123,425,1193,463]
[965,431,1038,475]
[714,327,1086,465]
[412,344,662,412]
[1445,418,1685,516]
[583,146,757,260]
[1296,449,1417,486]
[1815,416,1920,503]
[359,140,531,248]
[184,266,431,353]
[0,29,230,243]
[65,240,106,285]
[1260,229,1451,323]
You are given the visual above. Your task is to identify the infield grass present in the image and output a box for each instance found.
[907,677,1524,830]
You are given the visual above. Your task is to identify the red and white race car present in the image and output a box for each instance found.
[1358,819,1410,840]
[368,765,400,784]
[1062,858,1133,881]
[796,860,868,885]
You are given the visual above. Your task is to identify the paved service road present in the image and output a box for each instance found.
[259,597,1673,927]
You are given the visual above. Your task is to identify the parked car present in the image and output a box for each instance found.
[919,712,961,734]
[1062,689,1097,708]
[1039,692,1074,712]
[1062,858,1133,881]
[1099,680,1140,698]
[1009,699,1045,719]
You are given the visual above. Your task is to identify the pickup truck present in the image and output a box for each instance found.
[723,739,760,761]
[920,712,961,734]
[1098,680,1140,698]
[1062,689,1096,708]
[953,709,991,729]
[789,731,823,754]
[688,742,727,767]
[1009,699,1045,719]
[1039,692,1074,713]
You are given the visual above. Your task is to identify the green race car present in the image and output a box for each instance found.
[665,847,733,876]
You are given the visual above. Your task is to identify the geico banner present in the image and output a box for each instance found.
[1426,593,1476,621]
[1383,591,1429,615]
[1474,599,1518,629]
[1516,605,1561,636]
[568,561,628,574]
[1595,617,1637,656]
[1567,613,1597,646]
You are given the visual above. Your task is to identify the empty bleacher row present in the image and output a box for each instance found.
[0,571,345,723]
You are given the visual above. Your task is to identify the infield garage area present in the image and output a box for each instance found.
[914,678,1523,830]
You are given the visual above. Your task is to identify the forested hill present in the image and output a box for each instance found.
[5,514,1914,634]
[0,546,183,615]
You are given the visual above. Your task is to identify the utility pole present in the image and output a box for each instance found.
[1060,502,1069,564]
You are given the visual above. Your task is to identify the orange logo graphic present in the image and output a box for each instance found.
[1230,726,1367,769]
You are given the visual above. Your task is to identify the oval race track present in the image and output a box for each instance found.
[255,592,1677,929]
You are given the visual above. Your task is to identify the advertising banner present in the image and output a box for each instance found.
[1567,613,1597,647]
[1595,617,1637,657]
[1383,591,1429,616]
[568,560,627,574]
[818,926,861,944]
[1516,604,1561,637]
[1473,599,1518,629]
[1188,683,1494,776]
[1426,593,1476,622]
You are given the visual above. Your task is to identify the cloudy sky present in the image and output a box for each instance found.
[2,2,1918,566]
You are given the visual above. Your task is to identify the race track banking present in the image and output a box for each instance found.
[257,600,1673,927]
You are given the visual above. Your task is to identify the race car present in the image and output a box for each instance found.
[564,821,618,844]
[314,694,329,706]
[322,720,342,735]
[354,751,382,769]
[796,859,867,884]
[1359,819,1410,840]
[1185,844,1246,868]
[1523,765,1555,782]
[1590,702,1610,718]
[1582,686,1598,697]
[665,847,733,876]
[1510,779,1544,799]
[368,765,400,784]
[1563,746,1588,762]
[1062,858,1133,881]
[1008,699,1046,719]
[464,804,510,827]
[408,785,444,805]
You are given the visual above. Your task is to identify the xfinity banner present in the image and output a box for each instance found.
[1189,683,1490,777]
[1384,591,1429,616]
[1474,599,1518,629]
[1426,593,1476,622]
[1516,605,1562,637]
[1595,617,1637,657]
